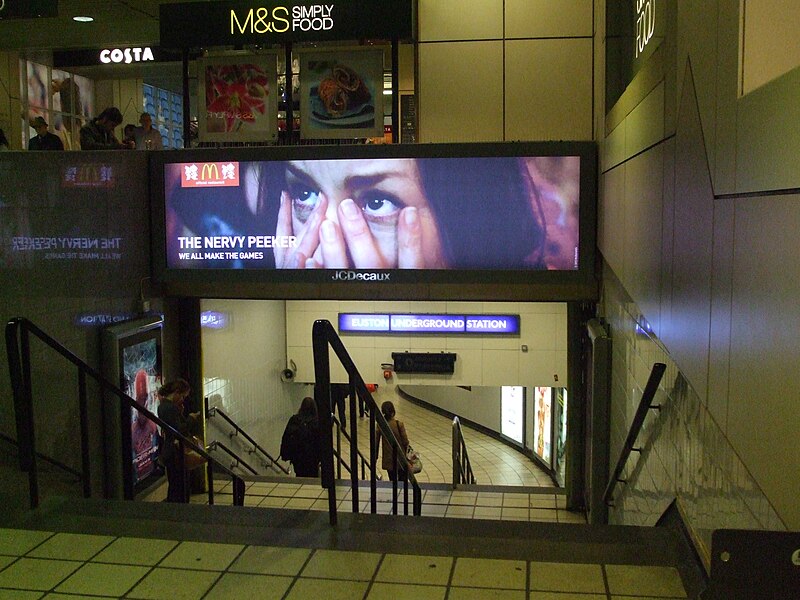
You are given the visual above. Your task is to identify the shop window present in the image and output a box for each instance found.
[142,84,184,149]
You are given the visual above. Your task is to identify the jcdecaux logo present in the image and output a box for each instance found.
[230,4,335,35]
[332,271,390,282]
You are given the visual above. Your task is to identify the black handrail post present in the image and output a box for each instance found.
[348,380,359,513]
[403,471,409,516]
[369,408,377,514]
[206,461,214,505]
[335,422,342,479]
[452,417,459,488]
[6,320,29,472]
[602,363,666,507]
[391,447,398,515]
[233,475,245,506]
[19,324,39,508]
[312,320,337,526]
[77,370,91,498]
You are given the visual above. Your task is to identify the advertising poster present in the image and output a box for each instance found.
[123,339,163,486]
[198,54,278,142]
[300,49,384,139]
[161,154,581,272]
[534,386,552,464]
[501,385,524,445]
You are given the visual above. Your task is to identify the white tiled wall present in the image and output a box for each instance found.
[602,268,786,567]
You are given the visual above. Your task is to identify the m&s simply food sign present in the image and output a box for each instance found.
[160,0,414,47]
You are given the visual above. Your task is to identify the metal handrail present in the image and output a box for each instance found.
[452,416,476,488]
[5,316,247,509]
[207,440,258,475]
[331,414,377,481]
[312,319,422,525]
[602,362,666,507]
[206,404,289,474]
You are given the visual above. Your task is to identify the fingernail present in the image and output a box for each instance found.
[320,220,336,242]
[340,198,360,220]
[403,207,419,228]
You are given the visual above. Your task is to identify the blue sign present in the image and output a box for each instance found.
[338,313,390,332]
[201,311,229,329]
[338,313,519,335]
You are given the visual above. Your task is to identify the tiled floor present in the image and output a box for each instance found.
[185,481,585,524]
[327,386,555,487]
[0,527,689,599]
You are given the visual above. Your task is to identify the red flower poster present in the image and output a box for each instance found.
[198,54,278,143]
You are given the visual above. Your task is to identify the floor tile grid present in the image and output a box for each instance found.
[200,482,583,523]
[0,528,689,599]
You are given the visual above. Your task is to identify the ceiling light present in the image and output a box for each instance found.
[73,16,94,23]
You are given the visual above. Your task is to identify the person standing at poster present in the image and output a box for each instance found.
[157,378,201,502]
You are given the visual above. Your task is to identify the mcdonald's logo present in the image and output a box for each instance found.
[201,163,219,180]
[180,161,240,188]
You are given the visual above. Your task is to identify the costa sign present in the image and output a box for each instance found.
[100,47,155,64]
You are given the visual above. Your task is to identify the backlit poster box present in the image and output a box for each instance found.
[151,142,596,298]
[501,386,525,445]
[102,317,164,498]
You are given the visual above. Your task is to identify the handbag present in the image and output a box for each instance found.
[182,436,208,470]
[405,444,423,474]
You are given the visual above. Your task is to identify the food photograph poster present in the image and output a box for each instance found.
[198,54,278,143]
[300,49,384,140]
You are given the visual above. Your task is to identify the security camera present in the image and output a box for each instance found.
[280,368,295,383]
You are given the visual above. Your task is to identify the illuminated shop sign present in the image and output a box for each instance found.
[635,0,656,58]
[75,312,136,327]
[61,164,115,188]
[160,0,414,48]
[338,313,520,335]
[100,47,155,64]
[200,311,229,329]
[53,47,176,69]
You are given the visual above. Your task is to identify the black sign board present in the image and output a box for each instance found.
[0,0,58,19]
[159,0,414,48]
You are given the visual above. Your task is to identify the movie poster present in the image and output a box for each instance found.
[123,338,162,485]
[300,48,384,140]
[198,53,278,143]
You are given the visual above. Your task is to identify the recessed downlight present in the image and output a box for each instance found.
[73,16,94,23]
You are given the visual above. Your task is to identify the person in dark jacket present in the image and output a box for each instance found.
[157,378,202,502]
[280,397,321,477]
[79,107,134,150]
[28,117,64,151]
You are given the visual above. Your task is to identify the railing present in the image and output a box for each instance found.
[5,317,247,509]
[452,416,476,487]
[602,362,666,507]
[331,414,378,481]
[207,440,258,475]
[206,404,289,475]
[312,319,422,525]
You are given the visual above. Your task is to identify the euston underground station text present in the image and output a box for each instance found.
[339,313,521,335]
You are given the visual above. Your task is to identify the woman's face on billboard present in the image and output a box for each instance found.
[276,159,445,269]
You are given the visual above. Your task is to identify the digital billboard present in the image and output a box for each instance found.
[151,142,597,300]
